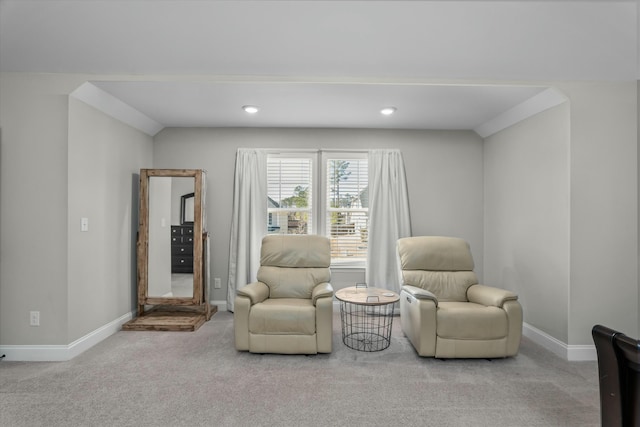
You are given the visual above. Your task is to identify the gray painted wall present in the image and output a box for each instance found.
[561,81,638,344]
[1,74,79,345]
[484,103,571,342]
[152,127,485,299]
[68,98,153,342]
[484,81,638,346]
[0,73,154,346]
[0,73,636,351]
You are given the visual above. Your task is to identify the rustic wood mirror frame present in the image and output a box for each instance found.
[124,168,213,331]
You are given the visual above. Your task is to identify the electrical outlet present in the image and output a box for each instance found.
[214,277,221,289]
[29,311,40,326]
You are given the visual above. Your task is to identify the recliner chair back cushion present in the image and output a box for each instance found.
[401,270,478,302]
[398,236,478,302]
[258,266,331,299]
[258,234,331,299]
[398,236,474,270]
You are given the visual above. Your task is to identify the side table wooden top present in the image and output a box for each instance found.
[335,286,399,306]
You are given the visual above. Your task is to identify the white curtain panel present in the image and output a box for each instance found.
[366,149,412,292]
[227,148,267,311]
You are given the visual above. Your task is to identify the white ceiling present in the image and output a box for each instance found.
[90,80,548,131]
[1,1,637,132]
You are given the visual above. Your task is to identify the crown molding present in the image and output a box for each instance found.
[70,82,164,136]
[474,87,567,138]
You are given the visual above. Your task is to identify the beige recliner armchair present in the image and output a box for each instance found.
[397,236,522,358]
[234,234,334,354]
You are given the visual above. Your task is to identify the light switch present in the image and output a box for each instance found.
[81,217,89,232]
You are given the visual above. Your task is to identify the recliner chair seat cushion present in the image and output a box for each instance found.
[249,298,316,335]
[437,302,508,340]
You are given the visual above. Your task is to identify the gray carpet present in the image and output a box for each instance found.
[0,311,600,427]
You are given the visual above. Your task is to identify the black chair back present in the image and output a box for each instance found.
[592,325,640,427]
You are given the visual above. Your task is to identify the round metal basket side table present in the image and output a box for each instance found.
[335,285,400,352]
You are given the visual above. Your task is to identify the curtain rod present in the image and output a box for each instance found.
[263,148,368,154]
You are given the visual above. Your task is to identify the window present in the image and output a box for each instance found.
[323,155,368,265]
[267,152,368,266]
[267,155,314,235]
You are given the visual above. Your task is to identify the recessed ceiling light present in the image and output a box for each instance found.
[380,107,397,116]
[242,105,259,114]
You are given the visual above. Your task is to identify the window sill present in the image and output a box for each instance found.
[330,263,366,271]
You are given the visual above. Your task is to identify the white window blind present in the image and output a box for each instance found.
[267,156,313,235]
[325,158,368,263]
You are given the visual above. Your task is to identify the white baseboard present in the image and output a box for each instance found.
[211,300,227,312]
[0,311,133,362]
[523,322,596,361]
[0,303,232,362]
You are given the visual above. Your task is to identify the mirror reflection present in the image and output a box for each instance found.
[148,176,195,298]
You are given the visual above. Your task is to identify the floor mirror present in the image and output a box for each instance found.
[123,168,215,331]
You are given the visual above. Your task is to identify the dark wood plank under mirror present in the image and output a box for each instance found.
[122,168,216,332]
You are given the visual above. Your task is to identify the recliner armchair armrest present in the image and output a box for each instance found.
[402,285,438,305]
[236,281,269,305]
[312,282,333,305]
[467,284,518,307]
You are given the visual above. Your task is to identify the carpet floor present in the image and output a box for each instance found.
[0,311,600,427]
